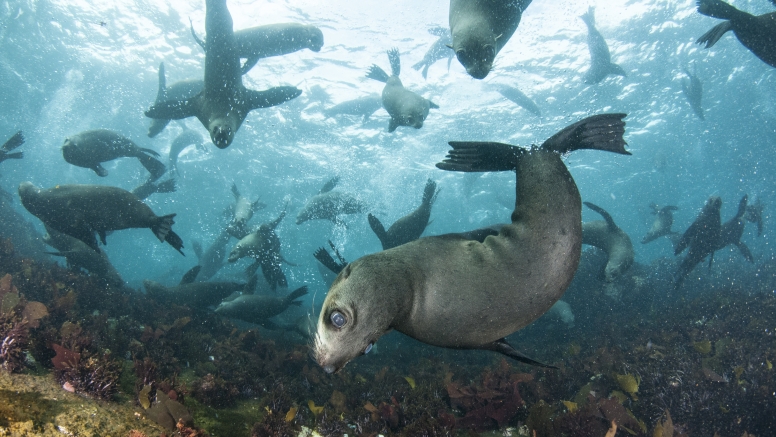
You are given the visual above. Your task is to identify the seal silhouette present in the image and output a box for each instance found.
[579,7,626,84]
[314,113,628,373]
[581,201,634,282]
[696,0,776,69]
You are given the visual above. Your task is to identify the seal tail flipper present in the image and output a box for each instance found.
[367,214,389,249]
[145,98,198,120]
[437,142,524,172]
[179,265,202,285]
[542,113,629,155]
[483,338,558,369]
[241,56,259,75]
[583,202,617,231]
[422,178,438,207]
[428,99,440,109]
[745,198,763,236]
[285,285,309,306]
[231,183,241,200]
[696,0,745,20]
[252,199,267,213]
[736,241,754,262]
[579,6,595,28]
[154,178,177,195]
[696,21,733,48]
[609,63,627,77]
[246,86,302,110]
[136,153,167,181]
[190,18,206,51]
[411,59,425,71]
[734,194,748,220]
[0,152,23,161]
[192,240,203,261]
[94,164,109,177]
[1,131,24,152]
[151,213,182,252]
[386,48,401,77]
[366,65,390,83]
[422,63,430,79]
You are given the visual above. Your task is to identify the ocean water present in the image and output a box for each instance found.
[1,0,775,435]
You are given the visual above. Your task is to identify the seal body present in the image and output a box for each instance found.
[147,62,204,138]
[711,195,754,264]
[579,7,626,84]
[215,286,308,328]
[226,183,265,239]
[314,113,628,373]
[682,68,704,120]
[674,196,722,288]
[368,179,438,250]
[696,0,776,69]
[18,182,183,254]
[43,225,124,287]
[62,130,166,180]
[228,206,290,291]
[493,84,541,117]
[192,229,232,281]
[449,0,531,79]
[144,279,246,309]
[411,27,454,79]
[322,94,383,122]
[581,202,634,282]
[641,203,678,244]
[297,177,366,225]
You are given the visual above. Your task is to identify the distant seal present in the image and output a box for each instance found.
[579,7,626,84]
[43,225,124,287]
[710,195,754,265]
[492,84,541,117]
[674,196,722,288]
[145,0,302,149]
[368,179,439,250]
[296,176,367,225]
[322,94,383,123]
[745,197,763,236]
[62,130,166,180]
[192,229,231,281]
[581,202,634,282]
[147,63,204,138]
[642,203,679,244]
[314,113,629,373]
[226,183,266,239]
[366,48,439,132]
[682,67,704,120]
[168,129,204,175]
[215,285,308,329]
[411,27,454,79]
[0,131,24,164]
[144,266,247,309]
[18,182,184,255]
[191,21,324,75]
[449,0,533,79]
[228,205,292,291]
[696,0,776,69]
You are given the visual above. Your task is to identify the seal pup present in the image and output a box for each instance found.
[314,113,629,373]
[144,267,247,309]
[682,66,704,120]
[130,178,176,201]
[641,203,679,244]
[296,177,367,226]
[411,27,454,79]
[0,131,24,164]
[322,94,383,123]
[366,48,439,132]
[492,84,541,117]
[674,196,722,288]
[696,0,776,69]
[168,129,204,175]
[18,182,184,255]
[709,195,754,266]
[215,285,308,329]
[191,21,324,75]
[228,205,292,291]
[368,179,439,250]
[144,0,302,149]
[449,0,533,79]
[579,7,626,84]
[147,63,205,138]
[43,225,124,287]
[581,202,634,282]
[192,229,231,281]
[226,183,266,239]
[62,130,166,181]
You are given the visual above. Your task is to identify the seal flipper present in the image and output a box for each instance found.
[148,64,170,138]
[241,56,260,75]
[314,241,348,274]
[93,164,108,177]
[136,152,167,181]
[0,152,23,161]
[145,97,198,120]
[165,230,185,256]
[99,230,107,246]
[366,65,390,83]
[387,119,399,133]
[697,21,733,48]
[192,240,203,261]
[320,176,339,194]
[608,62,627,77]
[2,131,24,152]
[428,99,440,109]
[284,285,309,306]
[583,202,617,231]
[180,265,202,285]
[152,213,184,255]
[367,214,389,249]
[246,86,302,110]
[736,241,754,262]
[190,18,206,51]
[483,338,558,369]
[437,142,523,172]
[387,48,401,77]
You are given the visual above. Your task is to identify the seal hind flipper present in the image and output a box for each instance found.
[541,113,629,155]
[192,240,203,261]
[437,142,523,172]
[180,265,202,285]
[98,230,107,246]
[0,152,23,161]
[165,230,185,256]
[367,214,389,249]
[145,98,198,120]
[246,86,302,110]
[583,202,617,231]
[745,198,763,236]
[387,48,401,77]
[697,0,743,20]
[366,65,390,83]
[148,64,170,138]
[483,338,558,369]
[2,131,24,152]
[241,56,260,75]
[190,18,206,51]
[319,176,340,194]
[284,285,309,306]
[93,164,108,177]
[152,213,176,243]
[697,21,733,48]
[313,241,347,274]
[736,241,754,262]
[136,153,167,181]
[428,100,440,109]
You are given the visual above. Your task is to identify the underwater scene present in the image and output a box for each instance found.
[1,0,776,435]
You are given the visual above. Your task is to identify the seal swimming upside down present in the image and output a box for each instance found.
[696,0,776,69]
[18,182,184,255]
[296,176,366,226]
[314,113,629,373]
[579,7,626,84]
[62,130,167,181]
[368,178,439,250]
[581,201,634,282]
[144,0,302,149]
[147,63,205,138]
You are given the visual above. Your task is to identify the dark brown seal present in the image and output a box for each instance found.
[696,0,776,69]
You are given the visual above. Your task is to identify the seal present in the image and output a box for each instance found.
[366,48,439,132]
[168,129,205,175]
[579,7,626,84]
[322,94,383,123]
[147,63,204,138]
[674,196,722,288]
[313,113,629,373]
[226,183,266,239]
[191,21,324,75]
[492,84,541,117]
[641,203,679,244]
[745,197,763,236]
[62,129,167,180]
[411,27,454,79]
[449,0,533,79]
[130,178,176,201]
[696,0,776,69]
[18,181,184,255]
[368,179,439,250]
[0,131,24,164]
[215,285,308,329]
[144,266,247,309]
[144,0,302,149]
[43,225,124,287]
[682,66,704,120]
[710,195,754,266]
[581,201,634,282]
[296,176,367,225]
[192,229,232,281]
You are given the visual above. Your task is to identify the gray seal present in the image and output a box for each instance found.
[144,0,301,149]
[674,196,722,289]
[579,7,626,84]
[62,129,166,180]
[710,195,754,266]
[228,205,292,291]
[696,0,776,69]
[215,285,308,329]
[18,182,184,255]
[411,27,454,79]
[368,179,439,250]
[313,113,629,373]
[147,63,204,138]
[191,21,324,75]
[192,229,232,281]
[0,131,24,164]
[581,201,634,282]
[449,0,532,79]
[43,225,124,287]
[366,48,439,132]
[296,176,366,225]
[641,203,678,244]
[682,66,704,120]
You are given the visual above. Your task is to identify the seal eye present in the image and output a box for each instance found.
[364,342,373,354]
[330,311,346,328]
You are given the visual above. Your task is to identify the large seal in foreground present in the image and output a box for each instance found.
[696,0,776,69]
[314,113,628,373]
[449,0,533,79]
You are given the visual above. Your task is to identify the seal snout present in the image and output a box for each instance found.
[211,125,233,149]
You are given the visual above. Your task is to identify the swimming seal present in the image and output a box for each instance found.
[322,94,383,123]
[710,195,754,266]
[147,63,204,138]
[168,129,205,175]
[18,182,184,255]
[368,179,439,250]
[144,266,247,309]
[62,129,166,180]
[641,203,679,244]
[43,225,124,287]
[674,196,722,288]
[215,285,308,329]
[130,178,176,201]
[228,205,292,291]
[411,27,454,79]
[296,176,367,225]
[366,48,439,132]
[682,66,704,120]
[191,21,324,75]
[449,0,533,79]
[492,84,541,117]
[696,0,776,69]
[144,0,301,149]
[226,183,266,239]
[579,7,626,84]
[0,131,24,164]
[192,229,231,281]
[581,201,634,282]
[745,197,763,236]
[314,113,629,373]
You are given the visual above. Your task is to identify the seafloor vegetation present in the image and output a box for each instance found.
[0,239,774,437]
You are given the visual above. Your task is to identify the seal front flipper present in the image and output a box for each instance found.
[180,265,202,285]
[145,97,199,120]
[482,338,558,369]
[136,151,167,181]
[368,214,389,249]
[583,202,617,231]
[241,56,260,75]
[1,131,25,162]
[736,241,754,262]
[190,18,206,51]
[246,86,302,110]
[697,21,733,48]
[314,240,348,274]
[387,48,401,77]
